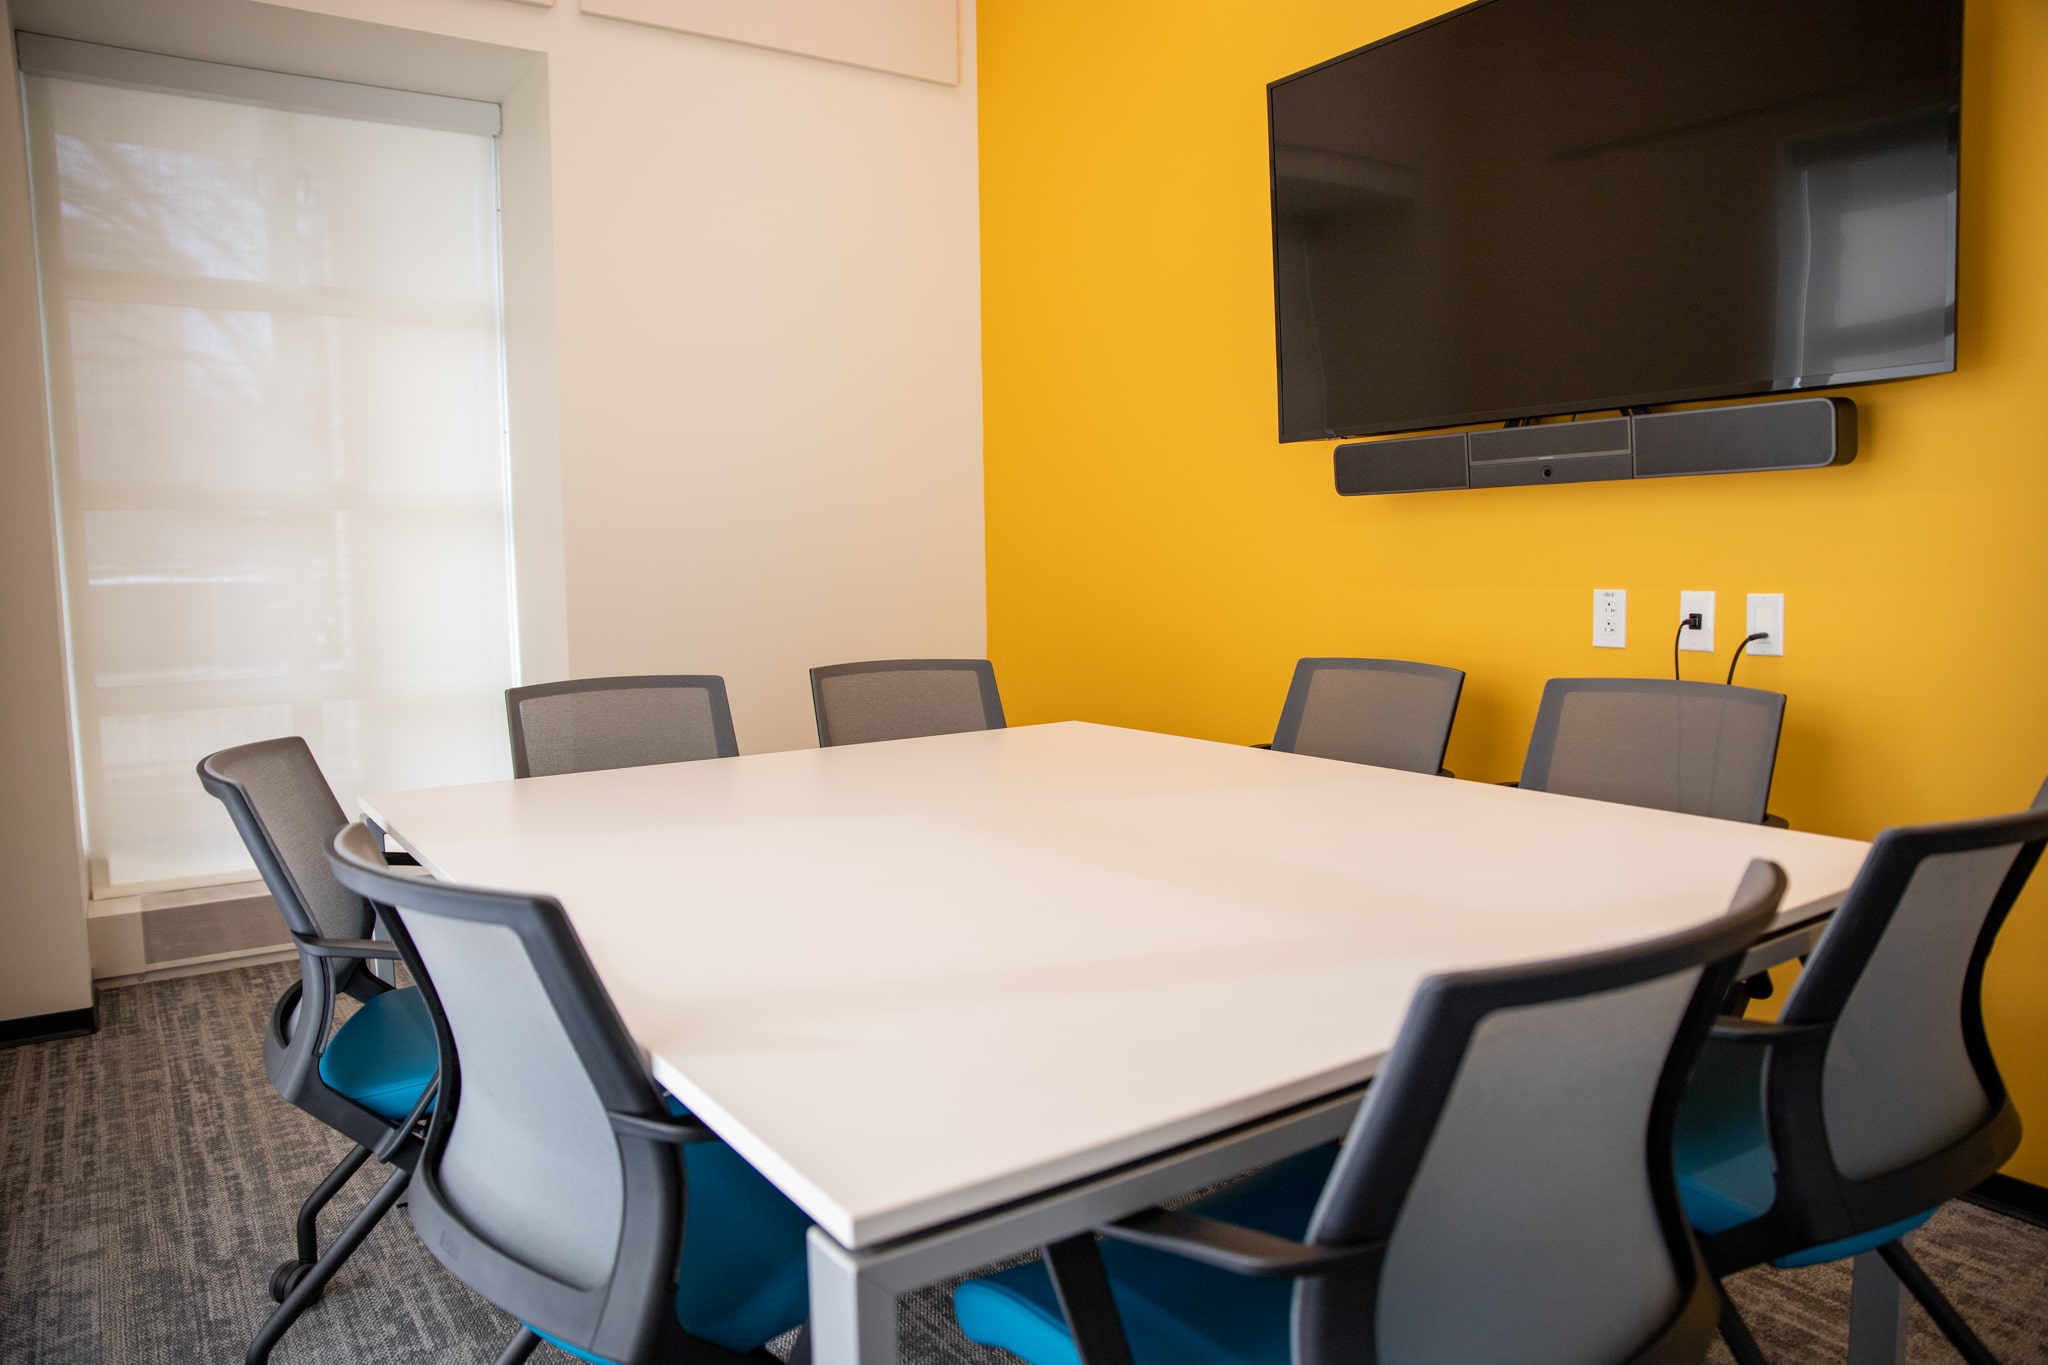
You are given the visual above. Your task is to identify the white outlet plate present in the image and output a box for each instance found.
[1680,590,1716,652]
[1594,588,1626,648]
[1746,593,1785,656]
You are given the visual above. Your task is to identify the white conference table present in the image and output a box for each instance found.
[363,721,1875,1365]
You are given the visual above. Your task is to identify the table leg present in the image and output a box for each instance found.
[1847,1242,1909,1365]
[808,1227,899,1365]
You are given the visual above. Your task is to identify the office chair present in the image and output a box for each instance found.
[953,862,1786,1365]
[327,820,814,1365]
[809,658,1005,747]
[1268,657,1464,775]
[1674,784,2048,1365]
[196,739,439,1365]
[1519,678,1787,825]
[506,674,739,777]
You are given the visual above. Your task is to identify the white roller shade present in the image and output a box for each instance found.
[23,52,517,892]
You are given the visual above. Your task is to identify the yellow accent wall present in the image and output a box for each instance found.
[979,0,2048,1181]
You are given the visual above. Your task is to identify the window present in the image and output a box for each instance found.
[21,37,518,891]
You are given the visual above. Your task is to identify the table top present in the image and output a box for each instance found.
[361,721,1871,1250]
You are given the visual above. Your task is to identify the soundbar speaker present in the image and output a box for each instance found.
[1631,397,1854,477]
[1333,432,1468,495]
[1332,396,1856,496]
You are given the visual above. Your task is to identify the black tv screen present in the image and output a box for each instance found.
[1269,0,1963,441]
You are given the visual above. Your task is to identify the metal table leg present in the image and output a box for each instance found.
[808,1232,901,1365]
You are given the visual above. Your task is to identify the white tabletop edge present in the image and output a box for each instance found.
[649,1048,1386,1250]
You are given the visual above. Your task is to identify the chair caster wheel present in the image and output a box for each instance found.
[269,1259,321,1303]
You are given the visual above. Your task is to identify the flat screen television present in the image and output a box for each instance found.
[1269,0,1964,442]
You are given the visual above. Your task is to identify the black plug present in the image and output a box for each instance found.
[1674,613,1704,680]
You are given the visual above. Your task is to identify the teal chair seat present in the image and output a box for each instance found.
[954,1145,1341,1365]
[316,985,437,1124]
[531,1136,814,1361]
[1673,1038,1932,1270]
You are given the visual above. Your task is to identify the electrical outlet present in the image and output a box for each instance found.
[1680,590,1716,652]
[1746,593,1785,656]
[1593,588,1626,648]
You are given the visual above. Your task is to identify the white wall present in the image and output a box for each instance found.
[13,0,985,757]
[0,0,95,1022]
[0,0,985,1014]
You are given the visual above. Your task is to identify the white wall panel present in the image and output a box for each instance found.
[579,0,958,85]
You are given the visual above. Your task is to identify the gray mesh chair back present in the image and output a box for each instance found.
[1520,678,1786,823]
[200,737,373,946]
[1286,864,1781,1365]
[506,675,738,778]
[810,658,1005,747]
[1270,658,1464,774]
[327,822,701,1362]
[198,738,392,1144]
[1720,799,2048,1263]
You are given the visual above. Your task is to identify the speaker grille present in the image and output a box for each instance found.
[1334,433,1469,495]
[1632,398,1852,477]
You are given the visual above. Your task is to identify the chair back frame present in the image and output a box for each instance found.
[1701,804,2048,1272]
[505,674,738,779]
[198,738,404,1153]
[1519,677,1786,824]
[328,822,755,1365]
[1290,862,1784,1365]
[1269,657,1465,775]
[808,657,1005,748]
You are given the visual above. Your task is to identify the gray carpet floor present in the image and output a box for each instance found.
[2,961,2044,1364]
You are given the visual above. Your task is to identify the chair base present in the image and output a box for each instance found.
[1716,1241,2005,1365]
[1878,1241,2002,1365]
[245,1161,412,1364]
[495,1328,542,1365]
[1718,1292,1769,1365]
[271,1143,372,1302]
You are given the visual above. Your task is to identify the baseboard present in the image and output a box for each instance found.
[1966,1173,2048,1230]
[0,997,100,1050]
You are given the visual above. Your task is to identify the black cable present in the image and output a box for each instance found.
[1673,614,1702,681]
[1726,631,1769,686]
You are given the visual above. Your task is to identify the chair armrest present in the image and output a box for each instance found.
[607,1110,721,1144]
[1099,1207,1382,1279]
[1707,1016,1827,1045]
[1762,813,1789,829]
[294,933,404,961]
